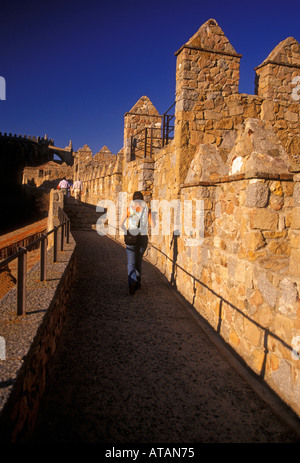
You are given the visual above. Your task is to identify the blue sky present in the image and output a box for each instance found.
[0,0,299,156]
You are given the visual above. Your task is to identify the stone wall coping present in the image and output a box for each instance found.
[255,59,300,71]
[124,111,162,118]
[0,218,48,252]
[0,234,76,441]
[181,172,294,189]
[175,44,242,59]
[289,163,300,173]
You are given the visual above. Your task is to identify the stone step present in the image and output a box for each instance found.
[64,203,105,230]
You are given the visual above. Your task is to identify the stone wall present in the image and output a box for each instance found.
[22,161,73,189]
[72,19,300,415]
[0,236,76,442]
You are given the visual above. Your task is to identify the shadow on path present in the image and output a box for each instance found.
[28,231,300,443]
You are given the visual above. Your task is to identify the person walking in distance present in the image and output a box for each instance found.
[120,191,155,295]
[73,178,83,205]
[58,177,70,196]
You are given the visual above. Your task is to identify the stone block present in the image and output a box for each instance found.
[243,231,266,251]
[245,182,269,208]
[257,305,273,327]
[290,230,300,248]
[257,272,277,308]
[293,183,300,206]
[253,349,266,373]
[229,330,240,347]
[249,209,278,230]
[271,360,293,402]
[285,110,298,122]
[289,248,300,276]
[278,277,298,316]
[270,181,283,196]
[261,99,275,121]
[244,318,261,346]
[249,290,264,308]
[291,207,300,229]
[204,110,222,120]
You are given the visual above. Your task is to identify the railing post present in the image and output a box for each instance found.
[53,226,58,262]
[162,113,166,147]
[144,128,148,158]
[60,223,64,251]
[17,247,27,316]
[66,219,70,244]
[150,128,153,158]
[40,234,47,281]
[166,115,172,144]
[130,136,134,161]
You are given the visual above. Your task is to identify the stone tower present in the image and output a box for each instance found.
[174,18,242,185]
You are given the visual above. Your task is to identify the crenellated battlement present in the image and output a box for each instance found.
[0,132,54,145]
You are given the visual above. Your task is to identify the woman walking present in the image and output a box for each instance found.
[120,191,155,295]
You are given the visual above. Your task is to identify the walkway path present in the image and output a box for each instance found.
[28,230,300,443]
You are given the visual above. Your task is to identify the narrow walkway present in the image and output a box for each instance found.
[29,231,300,443]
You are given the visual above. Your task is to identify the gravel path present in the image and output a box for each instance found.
[28,230,300,443]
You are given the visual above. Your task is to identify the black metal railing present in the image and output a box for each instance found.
[130,102,175,161]
[0,210,70,316]
[130,126,162,161]
[162,102,175,147]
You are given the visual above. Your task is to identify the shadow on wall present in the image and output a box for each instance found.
[0,186,48,235]
[148,237,295,382]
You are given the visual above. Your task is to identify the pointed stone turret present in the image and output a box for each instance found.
[175,18,242,104]
[93,145,113,162]
[126,95,160,117]
[174,19,242,184]
[177,18,240,57]
[257,37,300,68]
[124,96,161,163]
[255,37,300,100]
[77,144,92,155]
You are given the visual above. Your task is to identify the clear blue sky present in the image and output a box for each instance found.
[0,0,299,156]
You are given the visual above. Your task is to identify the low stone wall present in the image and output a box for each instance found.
[143,169,300,417]
[0,218,48,260]
[0,233,76,442]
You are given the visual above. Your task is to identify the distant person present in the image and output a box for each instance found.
[73,179,83,205]
[58,177,70,196]
[120,191,155,295]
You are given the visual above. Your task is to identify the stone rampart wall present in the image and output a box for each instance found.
[147,172,299,410]
[73,19,300,415]
[0,191,76,442]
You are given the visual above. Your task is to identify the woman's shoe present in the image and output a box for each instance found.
[129,280,136,295]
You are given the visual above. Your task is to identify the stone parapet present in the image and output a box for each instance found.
[0,233,76,442]
[69,18,300,417]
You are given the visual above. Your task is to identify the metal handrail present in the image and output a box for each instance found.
[130,127,161,161]
[162,102,175,147]
[0,214,71,316]
[130,102,175,160]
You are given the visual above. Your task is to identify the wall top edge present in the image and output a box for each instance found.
[255,59,300,71]
[174,44,242,59]
[180,172,294,189]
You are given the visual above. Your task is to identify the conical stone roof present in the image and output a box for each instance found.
[176,18,241,57]
[126,96,160,116]
[256,37,300,68]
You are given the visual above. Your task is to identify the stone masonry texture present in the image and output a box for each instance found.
[26,231,300,443]
[68,19,300,417]
[1,17,300,436]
